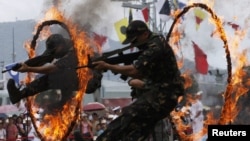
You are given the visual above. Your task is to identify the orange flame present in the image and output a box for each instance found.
[167,1,250,140]
[168,16,185,69]
[219,28,249,124]
[181,72,193,90]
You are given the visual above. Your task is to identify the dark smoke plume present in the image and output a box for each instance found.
[43,0,122,36]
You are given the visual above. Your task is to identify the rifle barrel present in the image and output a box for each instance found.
[1,69,12,73]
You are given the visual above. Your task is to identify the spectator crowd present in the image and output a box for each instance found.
[0,113,37,141]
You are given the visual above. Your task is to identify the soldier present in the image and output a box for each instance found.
[7,34,79,110]
[93,20,185,141]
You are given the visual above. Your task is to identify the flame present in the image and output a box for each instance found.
[219,27,249,124]
[170,108,192,140]
[23,6,93,141]
[186,0,250,134]
[172,27,185,69]
[181,72,193,90]
[168,1,250,140]
[182,0,249,136]
[169,23,185,69]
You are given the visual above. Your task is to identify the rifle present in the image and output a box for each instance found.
[1,55,54,73]
[76,51,141,69]
[76,40,148,81]
[76,51,142,81]
[77,39,153,81]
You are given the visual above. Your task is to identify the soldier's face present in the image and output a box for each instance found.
[132,31,149,50]
[54,45,68,58]
[132,31,148,44]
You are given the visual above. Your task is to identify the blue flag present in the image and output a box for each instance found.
[5,63,20,86]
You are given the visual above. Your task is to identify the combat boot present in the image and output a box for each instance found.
[7,79,24,104]
[7,79,37,104]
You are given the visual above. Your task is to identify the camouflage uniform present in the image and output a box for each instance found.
[96,33,184,141]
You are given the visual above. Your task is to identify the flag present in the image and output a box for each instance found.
[192,41,208,74]
[5,63,20,86]
[159,0,171,15]
[155,0,172,21]
[141,7,149,23]
[93,32,107,47]
[129,8,133,24]
[114,18,129,43]
[194,8,207,30]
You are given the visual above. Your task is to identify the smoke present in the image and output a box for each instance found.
[71,0,110,28]
[69,0,122,36]
[42,0,123,37]
[42,0,62,9]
